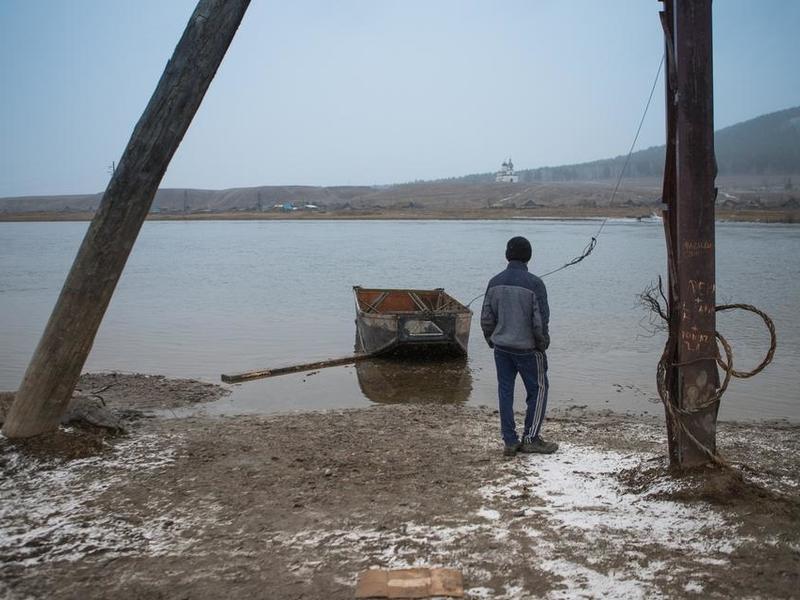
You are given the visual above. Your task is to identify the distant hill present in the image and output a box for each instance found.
[0,181,671,214]
[439,106,800,184]
[1,107,798,216]
[0,186,377,215]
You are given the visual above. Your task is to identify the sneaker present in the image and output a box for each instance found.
[503,442,522,457]
[519,437,558,454]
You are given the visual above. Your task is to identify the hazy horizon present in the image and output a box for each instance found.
[2,1,798,197]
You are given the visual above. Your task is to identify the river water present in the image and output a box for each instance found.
[1,220,797,422]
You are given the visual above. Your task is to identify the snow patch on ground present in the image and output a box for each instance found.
[478,443,740,597]
[542,556,661,600]
[271,521,503,591]
[275,522,486,571]
[476,507,500,521]
[684,580,704,593]
[0,432,213,566]
[269,443,741,598]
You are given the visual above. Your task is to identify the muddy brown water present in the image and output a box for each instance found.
[1,219,798,421]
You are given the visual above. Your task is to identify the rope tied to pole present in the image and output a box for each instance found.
[641,278,778,468]
[538,235,598,278]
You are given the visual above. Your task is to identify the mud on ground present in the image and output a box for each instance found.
[1,375,798,599]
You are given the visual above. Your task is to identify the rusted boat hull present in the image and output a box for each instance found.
[353,287,472,356]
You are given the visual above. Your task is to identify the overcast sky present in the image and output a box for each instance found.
[1,1,798,197]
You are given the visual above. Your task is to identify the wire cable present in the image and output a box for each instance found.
[467,53,665,308]
[539,52,665,278]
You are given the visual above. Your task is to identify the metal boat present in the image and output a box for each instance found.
[353,286,472,356]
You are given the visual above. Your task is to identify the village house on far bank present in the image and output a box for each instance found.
[272,202,321,212]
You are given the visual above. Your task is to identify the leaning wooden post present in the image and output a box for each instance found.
[3,0,250,438]
[671,0,719,468]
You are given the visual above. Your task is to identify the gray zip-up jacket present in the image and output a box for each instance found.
[480,261,550,352]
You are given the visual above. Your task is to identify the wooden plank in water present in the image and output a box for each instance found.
[221,353,372,383]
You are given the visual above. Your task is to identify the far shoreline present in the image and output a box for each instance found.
[1,206,798,224]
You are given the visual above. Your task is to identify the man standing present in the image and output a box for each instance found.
[481,236,558,457]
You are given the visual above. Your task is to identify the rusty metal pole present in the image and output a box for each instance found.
[3,0,250,438]
[671,0,719,468]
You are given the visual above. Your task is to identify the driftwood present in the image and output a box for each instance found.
[0,391,124,433]
[3,0,251,438]
[222,354,373,383]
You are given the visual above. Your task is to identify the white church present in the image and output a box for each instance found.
[495,158,519,183]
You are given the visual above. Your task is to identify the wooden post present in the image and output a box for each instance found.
[659,0,680,466]
[3,0,250,438]
[662,0,719,468]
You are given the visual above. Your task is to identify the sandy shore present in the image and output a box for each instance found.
[1,374,798,599]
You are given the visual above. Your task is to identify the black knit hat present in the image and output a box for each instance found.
[506,236,532,263]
